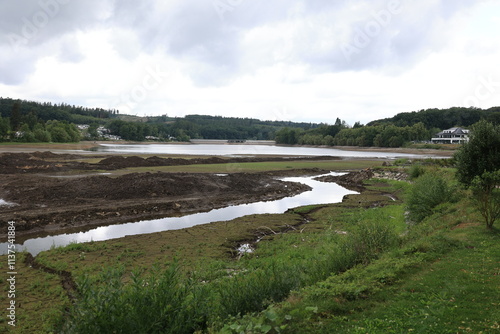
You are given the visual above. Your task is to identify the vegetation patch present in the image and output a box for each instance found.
[2,138,499,333]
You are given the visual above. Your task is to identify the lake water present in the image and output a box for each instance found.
[1,173,356,256]
[92,143,437,158]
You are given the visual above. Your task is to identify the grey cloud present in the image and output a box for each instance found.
[0,0,489,87]
[307,0,483,73]
[0,0,111,47]
[0,0,112,84]
[0,52,37,85]
[58,37,85,63]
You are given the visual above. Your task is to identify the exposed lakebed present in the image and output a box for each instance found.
[1,173,356,256]
[93,143,442,158]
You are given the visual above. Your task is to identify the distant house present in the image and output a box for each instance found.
[431,127,470,144]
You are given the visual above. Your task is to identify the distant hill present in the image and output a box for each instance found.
[0,97,321,142]
[368,106,500,129]
[0,97,118,125]
[2,97,499,145]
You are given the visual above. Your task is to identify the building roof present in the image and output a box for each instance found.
[435,127,469,136]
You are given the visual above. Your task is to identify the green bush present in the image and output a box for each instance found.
[471,170,500,228]
[342,218,399,264]
[63,265,210,334]
[406,173,452,223]
[408,163,426,180]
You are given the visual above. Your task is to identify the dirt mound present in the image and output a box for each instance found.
[0,152,61,173]
[315,169,374,191]
[0,152,341,174]
[4,173,300,203]
[30,151,62,159]
[98,156,199,169]
[0,152,92,173]
[0,172,310,234]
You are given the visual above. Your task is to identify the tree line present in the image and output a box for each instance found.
[276,107,500,147]
[106,114,321,142]
[368,106,500,128]
[0,98,321,143]
[2,97,500,146]
[0,97,119,143]
[0,97,117,124]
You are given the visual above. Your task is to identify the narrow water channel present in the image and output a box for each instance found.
[1,173,357,256]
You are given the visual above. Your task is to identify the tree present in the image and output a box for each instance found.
[455,120,500,187]
[33,123,52,142]
[0,117,10,141]
[353,121,363,129]
[10,101,21,131]
[470,171,500,229]
[19,124,36,142]
[455,120,500,228]
[87,123,99,140]
[46,120,80,142]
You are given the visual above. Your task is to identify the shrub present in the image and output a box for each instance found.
[63,265,209,334]
[406,173,452,223]
[408,163,426,180]
[470,170,500,228]
[342,218,399,264]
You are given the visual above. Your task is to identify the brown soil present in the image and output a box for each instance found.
[0,151,339,174]
[0,152,325,239]
[315,169,374,191]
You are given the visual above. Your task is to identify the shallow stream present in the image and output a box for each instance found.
[1,173,356,256]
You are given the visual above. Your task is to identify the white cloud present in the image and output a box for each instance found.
[1,0,499,125]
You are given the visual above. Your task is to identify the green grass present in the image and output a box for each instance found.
[217,198,499,334]
[0,253,69,333]
[60,202,406,333]
[317,224,499,333]
[49,186,407,333]
[6,163,499,333]
[106,159,382,175]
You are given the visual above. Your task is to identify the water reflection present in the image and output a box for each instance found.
[93,143,433,158]
[1,173,356,256]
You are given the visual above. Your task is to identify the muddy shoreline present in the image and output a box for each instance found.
[0,151,335,239]
[0,141,456,156]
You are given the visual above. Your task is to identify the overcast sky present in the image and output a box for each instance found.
[1,0,499,125]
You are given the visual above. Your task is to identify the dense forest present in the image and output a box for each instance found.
[368,106,500,128]
[275,107,500,147]
[0,97,114,143]
[1,97,499,147]
[0,97,319,143]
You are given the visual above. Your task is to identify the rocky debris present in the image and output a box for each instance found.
[372,169,408,181]
[316,168,408,187]
[315,169,374,191]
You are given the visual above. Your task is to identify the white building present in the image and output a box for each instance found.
[431,127,470,144]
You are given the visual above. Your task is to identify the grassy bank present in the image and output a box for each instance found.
[104,159,382,175]
[214,184,499,333]
[1,164,499,333]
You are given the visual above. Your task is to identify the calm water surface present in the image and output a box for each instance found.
[93,143,437,158]
[1,173,356,256]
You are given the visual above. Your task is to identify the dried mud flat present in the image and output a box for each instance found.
[0,152,326,238]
